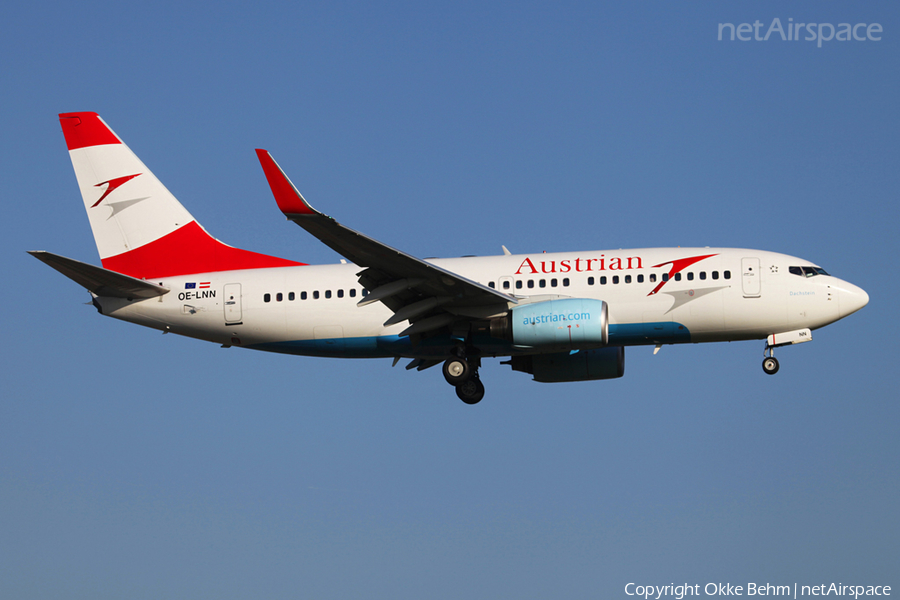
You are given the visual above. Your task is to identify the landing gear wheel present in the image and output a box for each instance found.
[456,377,485,405]
[443,357,471,385]
[762,356,780,375]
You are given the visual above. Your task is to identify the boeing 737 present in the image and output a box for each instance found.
[31,112,869,404]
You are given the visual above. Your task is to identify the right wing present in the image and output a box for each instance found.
[255,150,515,336]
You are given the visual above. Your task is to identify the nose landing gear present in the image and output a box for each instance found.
[762,345,780,375]
[761,328,813,375]
[762,355,780,375]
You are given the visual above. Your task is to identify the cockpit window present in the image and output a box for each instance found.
[790,266,830,278]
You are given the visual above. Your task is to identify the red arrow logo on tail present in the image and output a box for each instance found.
[91,173,142,207]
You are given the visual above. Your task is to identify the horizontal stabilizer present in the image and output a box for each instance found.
[29,251,170,299]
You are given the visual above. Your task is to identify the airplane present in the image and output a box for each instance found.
[31,112,870,404]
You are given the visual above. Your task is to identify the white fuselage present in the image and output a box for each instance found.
[94,247,867,360]
[44,112,871,400]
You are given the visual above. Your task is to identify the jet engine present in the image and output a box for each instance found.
[507,346,625,383]
[490,298,608,351]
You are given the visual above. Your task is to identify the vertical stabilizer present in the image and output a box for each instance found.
[59,112,302,279]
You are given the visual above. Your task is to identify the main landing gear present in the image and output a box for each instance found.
[455,377,485,405]
[443,351,484,404]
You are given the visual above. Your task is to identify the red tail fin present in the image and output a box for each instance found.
[60,112,304,279]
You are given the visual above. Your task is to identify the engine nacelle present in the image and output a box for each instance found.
[491,298,608,351]
[508,346,625,383]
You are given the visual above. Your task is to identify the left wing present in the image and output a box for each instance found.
[255,150,515,336]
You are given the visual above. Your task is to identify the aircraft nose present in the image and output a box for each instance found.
[836,280,869,318]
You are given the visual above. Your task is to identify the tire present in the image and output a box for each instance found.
[762,356,780,375]
[443,357,471,385]
[456,377,485,404]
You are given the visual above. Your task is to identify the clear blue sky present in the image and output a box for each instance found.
[2,1,897,598]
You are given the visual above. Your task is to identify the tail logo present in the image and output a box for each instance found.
[91,173,142,207]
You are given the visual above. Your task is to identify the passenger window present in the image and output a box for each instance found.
[362,289,368,296]
[637,274,644,283]
[562,278,570,287]
[288,292,295,301]
[527,280,535,289]
[588,277,595,285]
[539,279,546,288]
[337,289,344,298]
[662,273,669,282]
[516,280,523,289]
[550,278,557,287]
[301,291,308,300]
[712,271,719,280]
[325,290,332,299]
[502,280,510,290]
[674,273,682,281]
[700,272,706,280]
[650,274,657,283]
[349,289,356,298]
[276,292,283,302]
[489,281,495,289]
[313,291,320,299]
[724,271,731,280]
[264,293,271,303]
[613,276,619,284]
[625,275,632,284]
[687,273,693,281]
[600,276,607,285]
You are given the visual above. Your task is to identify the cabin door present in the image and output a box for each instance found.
[224,283,242,324]
[741,258,761,298]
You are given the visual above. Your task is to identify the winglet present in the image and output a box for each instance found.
[255,149,318,216]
